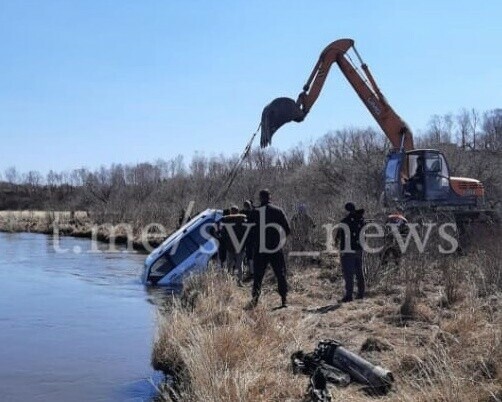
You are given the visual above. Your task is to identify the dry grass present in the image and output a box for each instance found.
[152,269,308,401]
[152,244,502,402]
[0,210,89,233]
[0,210,88,219]
[0,210,165,251]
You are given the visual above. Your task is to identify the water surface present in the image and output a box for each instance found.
[0,232,162,402]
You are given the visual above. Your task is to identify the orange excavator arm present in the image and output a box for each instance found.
[260,38,414,151]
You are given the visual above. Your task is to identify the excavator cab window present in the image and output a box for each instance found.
[426,156,442,173]
[384,152,405,204]
[406,152,450,201]
[385,158,400,181]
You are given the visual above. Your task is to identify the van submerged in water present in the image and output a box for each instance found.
[142,209,223,285]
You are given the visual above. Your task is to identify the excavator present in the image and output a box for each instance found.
[260,38,496,222]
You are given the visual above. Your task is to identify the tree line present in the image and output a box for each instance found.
[1,108,500,230]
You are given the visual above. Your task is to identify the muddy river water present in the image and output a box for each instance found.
[0,232,164,401]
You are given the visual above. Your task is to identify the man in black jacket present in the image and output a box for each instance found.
[336,202,366,302]
[246,189,291,309]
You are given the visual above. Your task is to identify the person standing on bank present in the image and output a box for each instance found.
[220,205,248,287]
[246,189,291,309]
[335,202,366,302]
[241,200,255,282]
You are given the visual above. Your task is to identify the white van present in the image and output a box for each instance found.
[142,209,223,285]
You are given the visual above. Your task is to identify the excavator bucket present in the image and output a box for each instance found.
[260,97,305,147]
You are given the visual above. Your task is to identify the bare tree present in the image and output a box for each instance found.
[24,171,43,195]
[482,109,502,151]
[4,166,19,184]
[427,114,455,145]
[469,108,480,150]
[456,109,470,149]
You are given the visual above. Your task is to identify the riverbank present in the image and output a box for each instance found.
[0,210,167,252]
[152,245,502,401]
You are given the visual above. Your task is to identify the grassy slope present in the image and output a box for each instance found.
[153,249,501,402]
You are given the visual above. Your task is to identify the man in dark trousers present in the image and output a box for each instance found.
[241,200,255,282]
[220,205,248,286]
[245,189,291,309]
[336,202,366,302]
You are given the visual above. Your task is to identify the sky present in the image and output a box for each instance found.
[0,0,500,174]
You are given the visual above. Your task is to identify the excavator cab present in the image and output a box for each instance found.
[384,149,450,204]
[405,150,450,201]
[383,149,480,209]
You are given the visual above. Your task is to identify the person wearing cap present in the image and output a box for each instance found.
[245,189,291,309]
[335,202,366,302]
[220,205,248,286]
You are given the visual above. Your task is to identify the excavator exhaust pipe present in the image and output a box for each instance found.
[260,97,305,147]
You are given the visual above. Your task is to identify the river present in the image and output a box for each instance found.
[0,232,164,402]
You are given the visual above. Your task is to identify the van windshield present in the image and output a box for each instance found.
[167,236,199,266]
[165,218,219,266]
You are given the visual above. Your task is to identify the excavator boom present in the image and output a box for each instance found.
[260,38,414,150]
